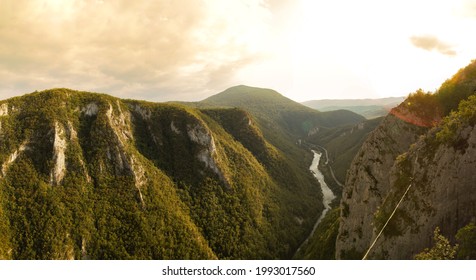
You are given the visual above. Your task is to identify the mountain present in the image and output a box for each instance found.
[201,85,365,163]
[335,60,476,259]
[202,85,365,133]
[0,88,327,259]
[201,85,369,195]
[199,85,390,260]
[302,97,405,119]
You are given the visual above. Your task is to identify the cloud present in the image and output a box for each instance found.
[409,35,457,56]
[0,0,274,101]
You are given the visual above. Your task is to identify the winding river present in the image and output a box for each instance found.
[295,150,336,254]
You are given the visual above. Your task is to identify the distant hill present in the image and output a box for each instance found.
[302,97,405,119]
[201,85,366,190]
[202,85,365,137]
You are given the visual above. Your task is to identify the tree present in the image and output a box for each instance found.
[456,223,476,259]
[415,227,458,260]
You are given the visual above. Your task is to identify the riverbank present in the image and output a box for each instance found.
[294,150,336,256]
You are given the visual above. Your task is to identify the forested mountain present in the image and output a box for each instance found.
[200,85,366,192]
[336,60,476,259]
[202,85,365,144]
[0,88,331,259]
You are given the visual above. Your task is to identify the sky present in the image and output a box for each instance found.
[1,0,475,102]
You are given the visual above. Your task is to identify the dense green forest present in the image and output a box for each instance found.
[0,88,330,259]
[1,60,474,260]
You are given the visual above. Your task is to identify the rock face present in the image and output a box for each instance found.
[365,123,476,259]
[50,122,67,186]
[186,122,227,185]
[335,114,427,259]
[81,103,98,116]
[1,142,28,177]
[0,103,8,116]
[336,94,476,259]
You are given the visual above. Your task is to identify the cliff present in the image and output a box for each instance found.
[335,61,476,259]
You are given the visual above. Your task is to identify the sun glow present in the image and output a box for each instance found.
[1,0,475,101]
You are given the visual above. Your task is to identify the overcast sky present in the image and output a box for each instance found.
[1,0,475,102]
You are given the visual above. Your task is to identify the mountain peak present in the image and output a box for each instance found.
[203,85,287,105]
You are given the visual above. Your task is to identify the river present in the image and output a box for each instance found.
[295,150,336,255]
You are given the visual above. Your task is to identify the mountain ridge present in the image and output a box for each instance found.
[0,88,325,259]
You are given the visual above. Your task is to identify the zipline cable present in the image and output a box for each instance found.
[362,182,413,260]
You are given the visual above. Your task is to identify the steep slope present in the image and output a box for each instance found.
[200,85,373,260]
[201,85,365,192]
[307,117,384,185]
[335,113,428,259]
[336,60,476,259]
[367,95,476,259]
[0,88,321,259]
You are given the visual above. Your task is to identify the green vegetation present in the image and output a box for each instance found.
[0,87,328,259]
[202,85,364,155]
[415,223,476,260]
[201,85,367,198]
[436,59,476,115]
[373,153,413,238]
[456,223,476,259]
[415,227,458,260]
[436,95,476,147]
[307,117,383,183]
[293,208,340,260]
[403,89,443,123]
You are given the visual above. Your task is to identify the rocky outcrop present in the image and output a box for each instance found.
[105,102,147,204]
[81,102,98,116]
[365,123,476,259]
[336,114,428,259]
[308,127,319,137]
[0,103,7,136]
[0,103,8,116]
[187,122,228,185]
[336,91,476,259]
[1,142,28,177]
[50,122,67,186]
[171,121,181,134]
[129,155,146,206]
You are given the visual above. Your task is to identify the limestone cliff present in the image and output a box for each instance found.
[335,113,427,259]
[336,61,476,259]
[366,117,476,259]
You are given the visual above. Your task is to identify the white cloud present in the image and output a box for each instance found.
[410,35,457,56]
